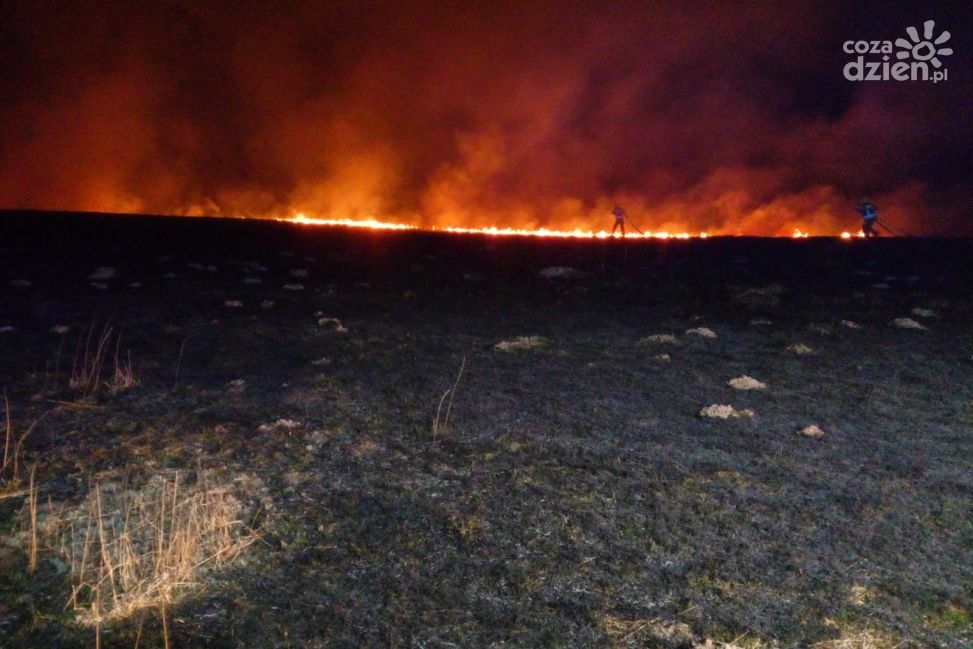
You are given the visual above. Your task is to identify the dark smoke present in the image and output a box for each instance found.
[1,1,970,234]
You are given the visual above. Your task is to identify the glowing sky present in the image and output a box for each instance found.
[0,2,970,235]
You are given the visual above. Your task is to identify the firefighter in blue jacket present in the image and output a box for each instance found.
[858,198,878,237]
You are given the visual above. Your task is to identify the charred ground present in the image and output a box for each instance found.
[1,211,972,648]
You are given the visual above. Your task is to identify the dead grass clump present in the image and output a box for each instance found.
[813,623,906,649]
[43,471,256,630]
[69,324,139,396]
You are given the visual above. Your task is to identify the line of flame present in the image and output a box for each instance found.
[287,213,865,240]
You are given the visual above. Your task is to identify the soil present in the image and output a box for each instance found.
[1,211,971,648]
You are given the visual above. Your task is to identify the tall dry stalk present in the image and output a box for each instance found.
[70,324,114,396]
[433,356,467,440]
[28,464,38,572]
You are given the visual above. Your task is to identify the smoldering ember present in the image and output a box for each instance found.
[1,3,971,649]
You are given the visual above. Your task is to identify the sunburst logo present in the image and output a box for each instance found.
[896,20,953,68]
[843,19,952,83]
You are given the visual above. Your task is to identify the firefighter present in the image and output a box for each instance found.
[611,205,627,236]
[858,198,878,237]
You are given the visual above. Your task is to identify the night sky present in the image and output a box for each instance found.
[1,1,970,235]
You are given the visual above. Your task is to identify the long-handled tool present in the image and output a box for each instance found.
[875,218,910,237]
[626,218,645,235]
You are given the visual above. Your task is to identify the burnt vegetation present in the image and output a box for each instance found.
[1,212,971,648]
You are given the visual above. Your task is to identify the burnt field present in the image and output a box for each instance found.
[1,211,972,648]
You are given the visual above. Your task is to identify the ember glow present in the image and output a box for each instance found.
[0,4,970,235]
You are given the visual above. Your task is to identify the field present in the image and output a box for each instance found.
[1,212,971,648]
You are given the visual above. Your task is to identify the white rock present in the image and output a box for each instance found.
[283,283,304,291]
[893,317,926,330]
[0,325,15,334]
[911,308,937,318]
[699,404,754,419]
[88,267,117,280]
[750,318,773,326]
[260,300,274,309]
[799,424,826,438]
[90,282,108,290]
[787,343,814,355]
[225,300,243,308]
[317,317,348,332]
[10,279,31,287]
[728,375,767,390]
[685,327,717,339]
[290,269,309,278]
[50,325,70,334]
[243,277,262,285]
[654,353,671,362]
[257,418,302,433]
[495,336,548,351]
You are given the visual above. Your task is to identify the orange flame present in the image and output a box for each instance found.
[288,213,859,239]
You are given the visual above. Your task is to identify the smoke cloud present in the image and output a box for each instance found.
[1,1,970,234]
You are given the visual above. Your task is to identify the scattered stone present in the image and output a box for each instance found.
[257,418,302,433]
[128,282,141,289]
[840,320,861,329]
[728,375,767,390]
[243,277,262,285]
[685,327,717,339]
[227,379,246,392]
[162,272,177,279]
[0,325,15,334]
[317,317,348,332]
[799,424,826,438]
[283,283,304,291]
[90,282,108,290]
[539,266,583,279]
[10,279,31,287]
[206,265,218,273]
[699,404,754,419]
[311,356,331,366]
[893,317,926,330]
[290,269,309,278]
[50,325,70,335]
[495,336,548,351]
[911,308,937,318]
[788,343,814,355]
[641,334,678,344]
[872,282,890,290]
[260,300,274,309]
[750,318,773,326]
[808,323,832,335]
[655,353,671,362]
[224,300,243,308]
[88,267,117,281]
[187,262,205,271]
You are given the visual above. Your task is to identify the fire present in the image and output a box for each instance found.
[288,213,858,239]
[289,213,707,239]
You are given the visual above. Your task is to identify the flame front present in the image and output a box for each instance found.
[288,213,870,239]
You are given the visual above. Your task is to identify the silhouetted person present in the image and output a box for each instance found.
[859,198,878,237]
[611,205,626,236]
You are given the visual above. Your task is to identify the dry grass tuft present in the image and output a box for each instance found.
[813,622,906,649]
[69,324,139,397]
[40,471,256,630]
